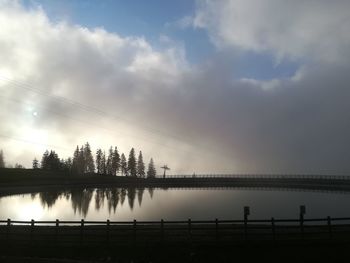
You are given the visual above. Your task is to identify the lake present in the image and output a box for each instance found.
[1,187,350,221]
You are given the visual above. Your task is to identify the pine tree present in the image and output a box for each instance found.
[96,149,103,174]
[101,151,107,175]
[128,148,137,177]
[112,146,120,176]
[41,150,60,170]
[0,150,5,168]
[84,142,95,173]
[106,146,113,175]
[62,157,72,172]
[147,158,157,178]
[72,146,80,174]
[137,151,145,178]
[32,158,39,169]
[48,150,61,170]
[120,153,127,176]
[41,150,49,170]
[78,146,85,174]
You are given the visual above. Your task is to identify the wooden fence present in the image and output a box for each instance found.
[1,216,350,247]
[160,174,350,180]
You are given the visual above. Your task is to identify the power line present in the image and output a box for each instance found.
[0,75,189,145]
[0,95,137,139]
[0,75,218,159]
[0,133,71,152]
[0,95,196,154]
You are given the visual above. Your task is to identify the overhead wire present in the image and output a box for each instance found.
[0,75,225,166]
[0,75,190,145]
[0,94,196,154]
[0,133,71,152]
[0,76,214,159]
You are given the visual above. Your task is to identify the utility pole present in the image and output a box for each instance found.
[160,165,170,178]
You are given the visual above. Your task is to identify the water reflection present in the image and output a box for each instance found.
[71,189,93,217]
[3,187,350,221]
[34,187,153,217]
[137,188,144,206]
[39,191,64,208]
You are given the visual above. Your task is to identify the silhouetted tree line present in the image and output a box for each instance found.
[39,150,72,172]
[35,142,157,177]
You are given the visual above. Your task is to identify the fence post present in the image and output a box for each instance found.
[6,219,10,243]
[80,219,84,245]
[55,219,59,244]
[327,216,332,240]
[215,218,219,241]
[161,219,164,242]
[31,219,35,242]
[244,206,250,240]
[188,219,192,241]
[133,219,137,243]
[299,205,305,240]
[271,217,275,241]
[106,219,110,245]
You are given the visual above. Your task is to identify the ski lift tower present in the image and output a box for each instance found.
[161,165,170,178]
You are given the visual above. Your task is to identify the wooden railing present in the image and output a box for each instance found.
[1,216,350,246]
[158,174,350,180]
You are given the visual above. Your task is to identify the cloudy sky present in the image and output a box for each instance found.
[1,0,350,174]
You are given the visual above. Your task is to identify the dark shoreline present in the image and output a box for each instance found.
[2,169,350,197]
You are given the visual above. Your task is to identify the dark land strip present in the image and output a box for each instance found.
[1,168,350,196]
[0,219,350,262]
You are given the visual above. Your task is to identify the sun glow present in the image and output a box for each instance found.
[17,202,45,220]
[0,68,14,86]
[21,127,48,143]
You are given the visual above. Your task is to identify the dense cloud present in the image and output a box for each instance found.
[0,1,350,174]
[194,0,350,62]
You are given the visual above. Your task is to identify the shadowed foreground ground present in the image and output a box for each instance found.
[0,240,349,262]
[0,222,350,262]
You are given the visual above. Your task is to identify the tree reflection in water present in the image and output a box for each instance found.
[71,189,94,217]
[31,193,37,200]
[148,187,154,199]
[95,188,105,210]
[106,188,119,214]
[137,188,144,206]
[120,188,126,206]
[127,188,136,210]
[39,191,63,208]
[37,187,154,217]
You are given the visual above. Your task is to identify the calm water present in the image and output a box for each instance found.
[1,188,350,221]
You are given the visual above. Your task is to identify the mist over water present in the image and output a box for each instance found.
[1,188,350,221]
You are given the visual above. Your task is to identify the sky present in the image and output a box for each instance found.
[1,0,350,174]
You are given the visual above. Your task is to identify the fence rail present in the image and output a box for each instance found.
[1,216,350,246]
[158,174,350,180]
